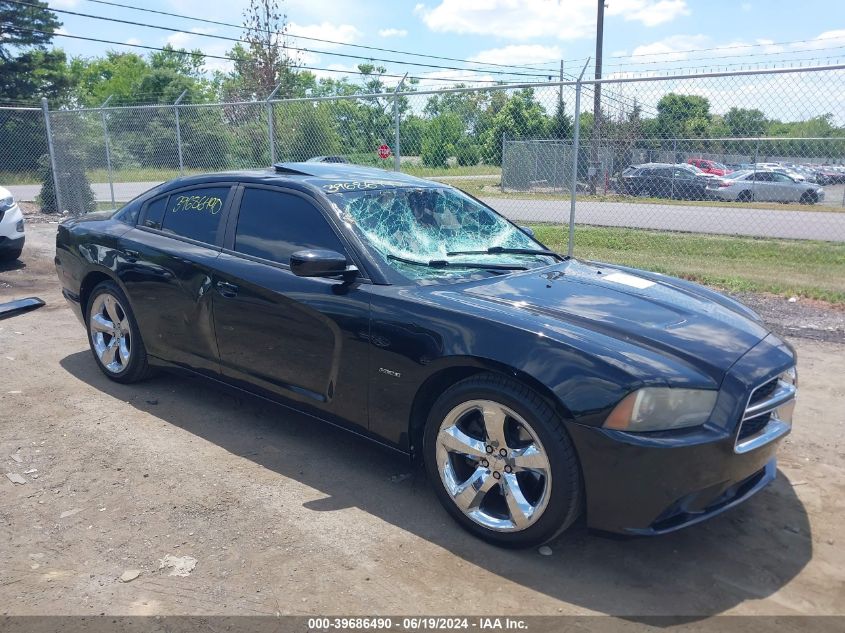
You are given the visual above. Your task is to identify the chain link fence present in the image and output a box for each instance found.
[2,65,844,301]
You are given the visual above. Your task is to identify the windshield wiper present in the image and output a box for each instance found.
[446,246,564,260]
[387,254,527,271]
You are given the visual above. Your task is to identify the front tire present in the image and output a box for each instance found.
[423,374,582,548]
[0,247,23,262]
[799,191,818,205]
[85,280,151,383]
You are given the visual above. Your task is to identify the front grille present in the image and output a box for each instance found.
[738,413,771,440]
[735,373,796,452]
[737,377,779,441]
[749,377,779,406]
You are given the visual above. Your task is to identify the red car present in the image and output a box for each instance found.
[688,158,732,177]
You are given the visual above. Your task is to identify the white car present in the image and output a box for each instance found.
[0,186,25,261]
[707,169,825,204]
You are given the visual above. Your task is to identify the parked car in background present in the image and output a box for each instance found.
[621,163,712,199]
[707,169,825,204]
[813,165,845,185]
[54,162,799,547]
[687,158,732,176]
[0,185,25,262]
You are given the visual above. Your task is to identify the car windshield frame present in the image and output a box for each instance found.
[325,185,559,283]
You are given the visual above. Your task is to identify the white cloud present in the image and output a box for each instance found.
[470,44,562,66]
[125,38,142,46]
[288,22,361,49]
[617,0,690,27]
[416,0,688,40]
[55,27,71,36]
[741,2,752,11]
[165,27,216,50]
[378,28,408,38]
[49,0,79,8]
[414,69,496,90]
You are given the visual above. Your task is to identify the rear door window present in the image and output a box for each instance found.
[160,186,230,245]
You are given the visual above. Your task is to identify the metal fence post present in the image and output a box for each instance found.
[266,83,283,166]
[40,98,63,214]
[393,73,408,171]
[174,90,187,175]
[568,59,591,258]
[100,95,115,207]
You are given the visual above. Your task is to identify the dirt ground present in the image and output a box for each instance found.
[1,223,844,618]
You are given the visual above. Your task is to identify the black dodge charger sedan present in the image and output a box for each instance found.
[55,163,797,548]
[620,163,712,199]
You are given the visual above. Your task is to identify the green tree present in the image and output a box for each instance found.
[656,93,711,138]
[421,113,463,168]
[724,107,768,137]
[0,1,71,173]
[0,0,61,60]
[276,102,341,161]
[548,101,573,139]
[221,0,299,100]
[483,89,550,165]
[400,115,427,156]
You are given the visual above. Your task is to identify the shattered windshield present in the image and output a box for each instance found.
[329,186,555,281]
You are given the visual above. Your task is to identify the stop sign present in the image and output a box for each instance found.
[378,144,391,160]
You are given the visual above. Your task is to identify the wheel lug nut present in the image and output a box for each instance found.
[492,472,501,480]
[481,459,489,468]
[499,448,507,456]
[504,465,512,473]
[485,445,494,454]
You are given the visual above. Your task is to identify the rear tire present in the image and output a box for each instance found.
[423,373,582,548]
[85,280,151,383]
[737,190,753,203]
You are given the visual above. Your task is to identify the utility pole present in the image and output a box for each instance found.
[589,0,606,195]
[559,59,564,107]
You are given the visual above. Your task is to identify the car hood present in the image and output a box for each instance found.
[453,259,770,379]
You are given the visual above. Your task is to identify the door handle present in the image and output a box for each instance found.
[216,281,239,298]
[123,249,141,262]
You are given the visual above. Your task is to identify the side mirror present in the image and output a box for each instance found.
[290,249,355,279]
[518,225,535,238]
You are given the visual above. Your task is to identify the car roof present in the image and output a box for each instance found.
[161,162,439,194]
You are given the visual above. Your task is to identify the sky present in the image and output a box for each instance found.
[44,0,845,119]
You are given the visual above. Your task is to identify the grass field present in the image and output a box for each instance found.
[533,224,845,304]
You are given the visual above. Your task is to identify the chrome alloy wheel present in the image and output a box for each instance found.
[435,400,552,532]
[89,293,132,374]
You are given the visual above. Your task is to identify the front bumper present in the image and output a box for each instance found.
[568,333,795,535]
[568,422,781,534]
[0,203,25,253]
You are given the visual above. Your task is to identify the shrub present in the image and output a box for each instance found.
[37,152,96,215]
[455,142,480,167]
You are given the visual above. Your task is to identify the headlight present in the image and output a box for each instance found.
[0,195,13,211]
[781,366,797,387]
[604,388,718,432]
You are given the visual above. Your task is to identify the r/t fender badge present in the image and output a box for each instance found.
[379,367,401,378]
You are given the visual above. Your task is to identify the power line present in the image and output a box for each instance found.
[601,45,845,69]
[9,0,553,80]
[601,53,845,75]
[76,0,559,77]
[609,33,845,60]
[3,24,531,86]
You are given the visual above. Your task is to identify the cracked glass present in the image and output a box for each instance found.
[329,186,555,281]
